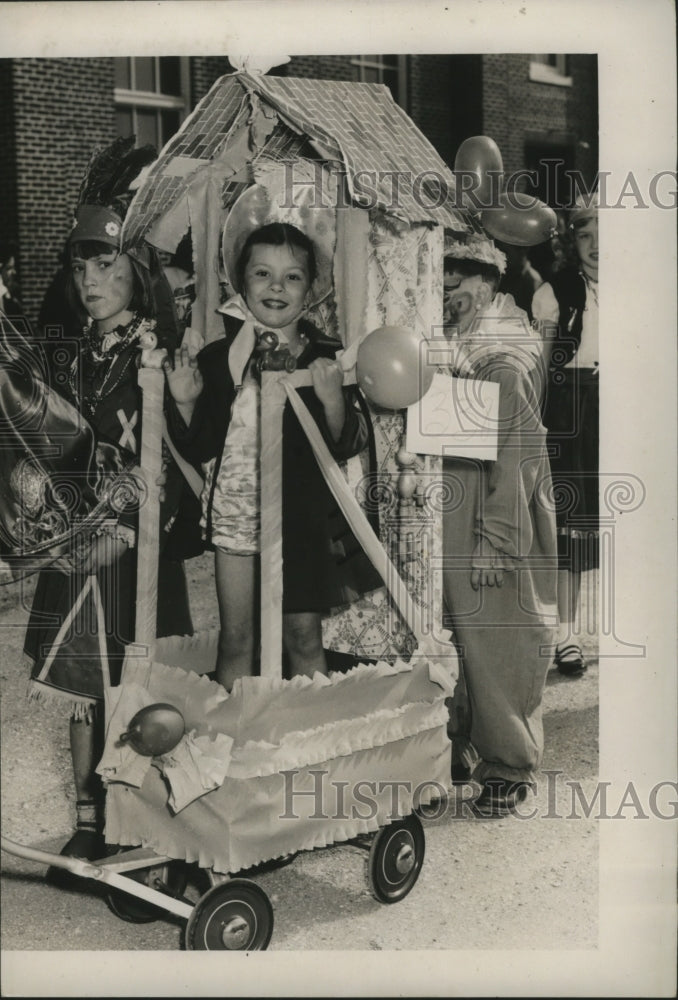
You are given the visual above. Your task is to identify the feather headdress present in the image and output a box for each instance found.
[69,136,156,252]
[67,136,183,352]
[75,136,157,219]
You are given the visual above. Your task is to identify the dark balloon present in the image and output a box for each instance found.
[481,192,558,246]
[454,136,505,210]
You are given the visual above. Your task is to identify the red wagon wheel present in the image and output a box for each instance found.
[185,879,274,951]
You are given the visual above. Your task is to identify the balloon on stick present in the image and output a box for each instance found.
[454,136,504,210]
[480,191,557,246]
[356,326,435,411]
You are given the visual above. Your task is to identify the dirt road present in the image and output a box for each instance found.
[0,556,599,979]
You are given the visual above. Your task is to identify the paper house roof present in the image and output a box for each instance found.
[123,71,470,249]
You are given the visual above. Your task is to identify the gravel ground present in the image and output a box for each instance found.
[0,555,600,990]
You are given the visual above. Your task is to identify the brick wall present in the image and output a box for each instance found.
[447,56,484,168]
[482,54,598,188]
[3,53,597,324]
[286,56,356,82]
[408,56,457,166]
[9,58,117,324]
[0,61,18,254]
[282,55,460,165]
[190,57,233,104]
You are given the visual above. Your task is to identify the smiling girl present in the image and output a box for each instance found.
[166,222,380,690]
[534,193,600,676]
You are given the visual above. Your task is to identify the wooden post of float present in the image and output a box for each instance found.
[126,366,164,667]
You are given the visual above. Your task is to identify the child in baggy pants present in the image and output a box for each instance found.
[441,234,557,818]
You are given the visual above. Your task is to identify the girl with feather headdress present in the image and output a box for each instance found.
[19,137,200,881]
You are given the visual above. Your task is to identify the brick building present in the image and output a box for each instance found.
[0,53,597,326]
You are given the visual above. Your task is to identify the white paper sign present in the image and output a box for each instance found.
[406,371,499,460]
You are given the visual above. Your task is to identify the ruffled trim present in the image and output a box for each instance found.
[424,654,459,695]
[227,656,414,700]
[122,654,225,703]
[229,698,450,778]
[146,634,457,693]
[148,629,220,673]
[125,650,446,706]
[104,812,389,875]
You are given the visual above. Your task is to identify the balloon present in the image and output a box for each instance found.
[454,136,504,210]
[119,703,186,757]
[480,191,557,246]
[356,326,435,411]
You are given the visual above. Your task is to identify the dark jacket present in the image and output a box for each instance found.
[548,268,587,368]
[168,314,382,612]
[22,317,195,701]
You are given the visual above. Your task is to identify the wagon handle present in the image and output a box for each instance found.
[0,836,103,878]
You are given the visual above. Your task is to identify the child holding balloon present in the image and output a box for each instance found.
[166,220,380,690]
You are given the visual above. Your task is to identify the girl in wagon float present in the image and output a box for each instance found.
[165,219,380,691]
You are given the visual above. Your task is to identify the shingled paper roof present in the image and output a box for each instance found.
[123,71,470,249]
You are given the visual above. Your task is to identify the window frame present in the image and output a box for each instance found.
[529,54,572,87]
[350,54,409,109]
[114,57,190,145]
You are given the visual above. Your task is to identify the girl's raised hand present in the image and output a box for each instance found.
[163,347,203,403]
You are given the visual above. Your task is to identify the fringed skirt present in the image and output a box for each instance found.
[24,550,193,715]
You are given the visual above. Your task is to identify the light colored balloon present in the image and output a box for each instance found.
[356,326,435,411]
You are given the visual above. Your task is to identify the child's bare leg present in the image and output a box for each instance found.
[70,715,100,801]
[69,713,104,834]
[557,567,582,640]
[47,713,104,877]
[283,612,327,678]
[214,549,257,689]
[555,567,586,674]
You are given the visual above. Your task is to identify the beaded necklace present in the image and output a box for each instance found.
[69,312,148,420]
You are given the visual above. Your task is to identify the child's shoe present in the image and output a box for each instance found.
[554,642,587,676]
[45,799,105,890]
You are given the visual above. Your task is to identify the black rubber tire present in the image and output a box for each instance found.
[105,854,189,924]
[185,879,274,951]
[367,814,425,904]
